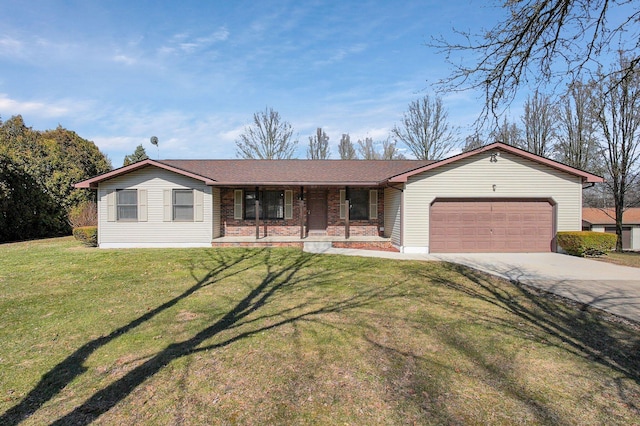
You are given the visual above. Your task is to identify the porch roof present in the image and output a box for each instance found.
[158,159,432,186]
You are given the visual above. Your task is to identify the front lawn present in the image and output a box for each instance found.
[596,251,640,268]
[1,238,638,425]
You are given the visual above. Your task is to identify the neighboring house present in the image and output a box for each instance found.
[75,142,602,253]
[582,207,640,250]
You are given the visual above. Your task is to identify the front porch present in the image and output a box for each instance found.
[219,186,385,241]
[211,234,398,251]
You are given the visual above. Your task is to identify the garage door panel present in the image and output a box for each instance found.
[430,200,553,253]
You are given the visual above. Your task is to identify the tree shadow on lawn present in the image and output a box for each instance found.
[0,248,266,425]
[410,262,640,415]
[2,249,407,425]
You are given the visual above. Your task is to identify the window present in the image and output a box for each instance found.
[244,190,284,220]
[340,189,378,221]
[348,189,369,220]
[173,189,194,221]
[117,189,138,221]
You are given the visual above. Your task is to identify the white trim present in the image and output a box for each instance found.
[339,190,346,219]
[99,242,212,249]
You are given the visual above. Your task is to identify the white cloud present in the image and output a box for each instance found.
[197,28,229,44]
[315,43,368,66]
[160,27,230,56]
[0,36,23,58]
[113,54,137,65]
[0,93,70,117]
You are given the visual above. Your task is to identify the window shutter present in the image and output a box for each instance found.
[106,190,115,222]
[369,190,378,220]
[194,189,204,222]
[163,189,171,222]
[138,189,148,222]
[339,190,346,219]
[284,190,293,220]
[234,190,243,220]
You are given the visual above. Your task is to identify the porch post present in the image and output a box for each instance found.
[255,187,260,239]
[298,187,307,240]
[345,199,350,239]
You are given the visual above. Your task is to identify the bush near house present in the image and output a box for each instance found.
[72,226,97,247]
[557,231,616,257]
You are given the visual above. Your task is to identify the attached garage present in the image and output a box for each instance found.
[430,199,555,253]
[388,143,603,254]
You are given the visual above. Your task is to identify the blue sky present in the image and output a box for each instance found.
[1,0,505,164]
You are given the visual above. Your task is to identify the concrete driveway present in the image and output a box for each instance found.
[305,245,640,323]
[432,253,640,324]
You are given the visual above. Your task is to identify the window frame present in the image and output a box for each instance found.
[244,190,285,220]
[348,189,369,221]
[173,189,194,221]
[340,189,378,221]
[116,189,138,221]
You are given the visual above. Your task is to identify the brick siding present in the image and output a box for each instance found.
[219,187,385,237]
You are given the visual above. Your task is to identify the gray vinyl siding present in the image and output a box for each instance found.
[403,151,583,250]
[97,166,213,247]
[384,187,402,246]
[212,187,221,238]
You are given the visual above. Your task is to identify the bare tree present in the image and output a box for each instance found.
[235,107,298,159]
[522,90,556,156]
[306,127,330,159]
[338,134,357,159]
[490,118,524,147]
[381,139,405,160]
[391,95,456,160]
[357,137,380,160]
[592,56,640,251]
[432,0,640,123]
[462,132,484,152]
[554,80,601,172]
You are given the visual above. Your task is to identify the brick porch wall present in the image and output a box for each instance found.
[326,188,384,237]
[219,187,384,237]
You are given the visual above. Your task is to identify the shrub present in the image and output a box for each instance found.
[68,201,97,228]
[557,231,616,257]
[73,226,98,247]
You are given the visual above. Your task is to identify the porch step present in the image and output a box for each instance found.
[303,241,333,253]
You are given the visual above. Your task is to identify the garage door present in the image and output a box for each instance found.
[430,200,554,253]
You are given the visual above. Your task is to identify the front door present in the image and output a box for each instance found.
[307,190,327,232]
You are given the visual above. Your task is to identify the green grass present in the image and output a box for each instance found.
[1,237,639,425]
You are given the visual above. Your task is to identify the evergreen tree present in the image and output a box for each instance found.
[123,144,149,166]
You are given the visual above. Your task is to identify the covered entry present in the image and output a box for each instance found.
[430,199,554,253]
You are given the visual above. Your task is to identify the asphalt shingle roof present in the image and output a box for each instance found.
[158,159,433,185]
[582,207,640,225]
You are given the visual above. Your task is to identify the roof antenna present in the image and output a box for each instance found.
[150,136,159,159]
